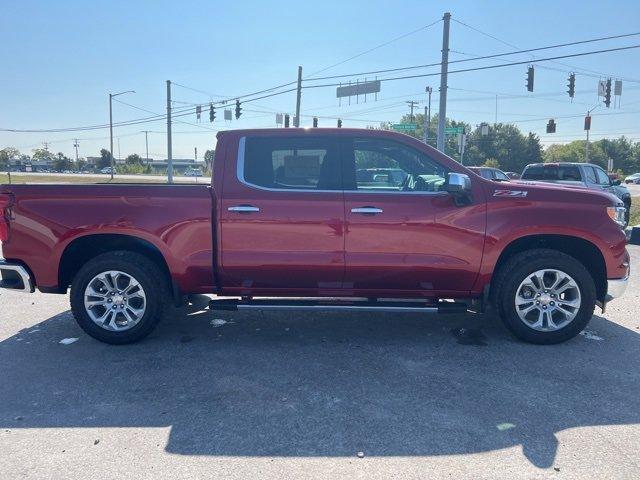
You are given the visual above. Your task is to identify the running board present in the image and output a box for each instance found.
[208,298,468,314]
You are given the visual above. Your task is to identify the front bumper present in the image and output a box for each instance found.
[606,276,628,302]
[0,260,34,293]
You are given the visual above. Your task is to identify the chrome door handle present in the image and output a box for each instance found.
[228,205,260,213]
[351,207,383,214]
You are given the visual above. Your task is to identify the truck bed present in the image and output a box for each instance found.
[0,183,216,294]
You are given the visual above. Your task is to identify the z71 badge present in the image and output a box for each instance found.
[493,189,528,197]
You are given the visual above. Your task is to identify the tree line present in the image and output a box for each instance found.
[384,113,640,175]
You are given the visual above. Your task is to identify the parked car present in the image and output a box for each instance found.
[100,167,116,174]
[0,129,629,345]
[505,171,521,180]
[521,162,631,225]
[624,173,640,184]
[183,168,203,177]
[468,166,511,182]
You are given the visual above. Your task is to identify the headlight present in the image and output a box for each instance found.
[607,206,626,227]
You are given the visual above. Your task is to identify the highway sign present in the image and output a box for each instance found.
[336,80,381,98]
[445,126,464,134]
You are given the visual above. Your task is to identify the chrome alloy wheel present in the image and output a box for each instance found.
[515,269,582,332]
[83,270,147,332]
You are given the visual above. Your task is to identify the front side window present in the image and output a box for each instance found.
[242,136,341,190]
[348,138,448,192]
[493,169,510,181]
[584,166,598,184]
[595,167,611,186]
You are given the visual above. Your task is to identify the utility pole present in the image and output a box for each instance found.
[109,90,134,180]
[73,139,79,163]
[436,11,451,153]
[109,94,114,180]
[166,80,173,183]
[495,95,498,124]
[424,86,432,144]
[294,66,302,127]
[406,100,419,121]
[585,127,590,162]
[141,130,150,163]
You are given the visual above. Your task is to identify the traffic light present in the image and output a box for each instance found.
[526,65,534,92]
[209,103,215,122]
[604,78,612,108]
[196,105,202,120]
[312,117,318,128]
[284,114,290,128]
[546,119,556,133]
[337,119,342,128]
[584,115,591,131]
[567,73,575,99]
[235,99,242,119]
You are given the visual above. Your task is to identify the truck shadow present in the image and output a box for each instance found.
[1,295,639,469]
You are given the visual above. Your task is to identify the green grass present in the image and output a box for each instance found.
[630,197,640,227]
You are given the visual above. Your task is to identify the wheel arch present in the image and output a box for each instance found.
[58,233,175,297]
[491,234,607,302]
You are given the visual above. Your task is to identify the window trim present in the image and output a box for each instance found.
[343,136,449,196]
[236,136,342,194]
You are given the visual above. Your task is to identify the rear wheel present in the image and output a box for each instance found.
[493,249,596,344]
[70,251,169,344]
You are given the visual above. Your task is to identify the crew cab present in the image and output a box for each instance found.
[0,129,630,345]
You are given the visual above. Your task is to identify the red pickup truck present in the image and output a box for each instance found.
[0,128,630,345]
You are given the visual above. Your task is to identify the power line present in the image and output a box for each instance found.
[305,31,640,82]
[304,18,442,78]
[301,44,640,88]
[452,17,640,83]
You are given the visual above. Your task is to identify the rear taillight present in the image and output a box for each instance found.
[0,193,13,242]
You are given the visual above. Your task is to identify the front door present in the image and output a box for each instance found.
[341,136,486,297]
[219,134,345,296]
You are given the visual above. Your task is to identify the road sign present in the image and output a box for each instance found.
[336,80,381,98]
[445,126,464,134]
[391,123,418,131]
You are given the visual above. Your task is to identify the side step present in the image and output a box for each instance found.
[208,298,468,314]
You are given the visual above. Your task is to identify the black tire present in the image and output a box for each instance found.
[70,251,170,344]
[492,249,596,344]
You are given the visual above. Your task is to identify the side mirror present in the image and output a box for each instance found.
[444,172,471,194]
[444,173,472,206]
[612,179,621,186]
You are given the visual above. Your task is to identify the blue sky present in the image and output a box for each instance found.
[1,0,639,160]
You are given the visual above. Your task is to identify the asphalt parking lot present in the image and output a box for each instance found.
[1,248,639,479]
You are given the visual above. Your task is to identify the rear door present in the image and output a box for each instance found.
[219,134,345,295]
[341,136,486,296]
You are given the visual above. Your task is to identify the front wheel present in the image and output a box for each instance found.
[70,251,170,344]
[493,249,596,344]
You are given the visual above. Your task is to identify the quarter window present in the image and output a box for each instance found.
[348,138,448,192]
[243,136,341,190]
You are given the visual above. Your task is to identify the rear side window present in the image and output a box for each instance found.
[242,136,341,190]
[522,165,582,181]
[522,165,545,180]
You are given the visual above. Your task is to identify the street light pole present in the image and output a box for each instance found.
[108,90,135,180]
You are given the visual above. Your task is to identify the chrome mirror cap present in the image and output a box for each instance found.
[445,172,471,193]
